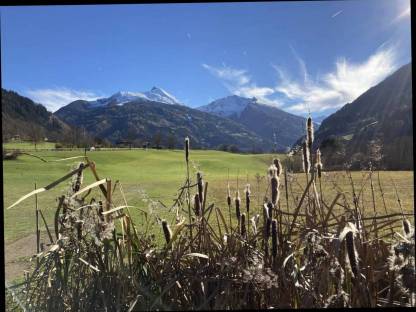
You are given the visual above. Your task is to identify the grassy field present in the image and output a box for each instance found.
[3,141,57,150]
[3,148,414,244]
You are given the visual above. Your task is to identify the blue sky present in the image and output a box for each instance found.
[0,0,411,116]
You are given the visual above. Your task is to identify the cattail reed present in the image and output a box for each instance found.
[316,149,323,179]
[306,116,314,152]
[184,137,189,163]
[241,213,246,238]
[98,200,104,222]
[162,220,172,244]
[266,218,272,240]
[197,172,204,206]
[73,163,84,193]
[403,218,411,237]
[227,183,232,207]
[263,203,269,224]
[245,184,251,213]
[273,158,282,177]
[267,202,274,220]
[235,190,241,222]
[316,148,321,164]
[345,231,359,277]
[271,219,278,258]
[268,164,277,178]
[302,141,310,174]
[227,183,232,228]
[270,168,279,206]
[194,194,201,217]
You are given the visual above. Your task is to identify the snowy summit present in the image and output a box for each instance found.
[89,87,180,107]
[197,95,258,117]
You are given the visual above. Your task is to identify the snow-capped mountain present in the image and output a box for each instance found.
[197,94,308,150]
[89,87,180,107]
[143,87,180,104]
[197,95,257,117]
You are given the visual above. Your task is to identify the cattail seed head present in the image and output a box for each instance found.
[317,163,323,179]
[315,149,323,178]
[265,218,272,240]
[345,231,359,277]
[273,158,282,177]
[271,219,278,258]
[271,171,279,206]
[268,165,277,178]
[263,203,269,223]
[197,172,204,205]
[316,149,321,164]
[184,137,190,163]
[162,220,172,244]
[98,201,104,222]
[307,116,314,151]
[403,219,412,237]
[227,183,232,207]
[241,213,247,238]
[302,141,310,173]
[72,163,84,193]
[267,202,274,220]
[245,184,251,213]
[194,193,201,217]
[235,190,241,222]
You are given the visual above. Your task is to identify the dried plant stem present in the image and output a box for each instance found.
[377,171,394,238]
[185,138,193,246]
[35,183,40,265]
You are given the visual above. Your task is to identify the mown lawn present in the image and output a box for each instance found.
[3,148,414,244]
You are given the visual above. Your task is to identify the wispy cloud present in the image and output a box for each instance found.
[392,6,410,23]
[275,45,398,113]
[202,63,281,106]
[202,63,250,86]
[186,33,192,39]
[331,10,343,18]
[25,87,104,112]
[203,44,398,114]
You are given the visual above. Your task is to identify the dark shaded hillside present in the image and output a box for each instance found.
[2,89,71,142]
[315,63,413,170]
[56,99,271,151]
[233,103,310,151]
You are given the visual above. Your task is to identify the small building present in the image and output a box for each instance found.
[12,134,21,141]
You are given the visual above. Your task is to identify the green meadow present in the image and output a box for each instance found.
[3,146,414,244]
[3,141,57,150]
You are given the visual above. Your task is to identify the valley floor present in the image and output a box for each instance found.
[3,148,414,282]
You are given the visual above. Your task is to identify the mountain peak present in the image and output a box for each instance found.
[197,94,257,117]
[88,87,180,107]
[144,87,180,105]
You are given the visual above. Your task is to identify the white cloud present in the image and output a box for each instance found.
[202,63,281,106]
[203,45,398,113]
[202,63,250,86]
[394,6,410,22]
[331,10,343,18]
[390,2,410,24]
[275,46,398,113]
[26,87,104,112]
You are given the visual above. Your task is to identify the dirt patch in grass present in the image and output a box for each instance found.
[5,233,49,282]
